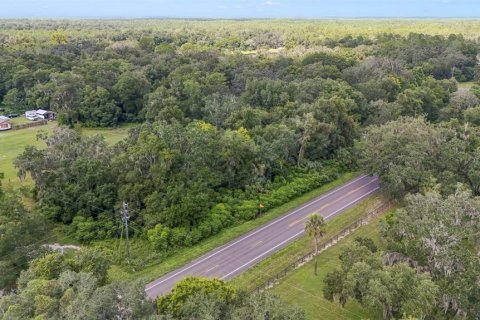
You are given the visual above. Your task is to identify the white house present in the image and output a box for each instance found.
[25,110,38,121]
[36,109,56,120]
[25,109,56,121]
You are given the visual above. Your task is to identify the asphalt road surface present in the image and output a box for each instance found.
[145,174,380,299]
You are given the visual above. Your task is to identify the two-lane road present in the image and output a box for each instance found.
[146,174,379,299]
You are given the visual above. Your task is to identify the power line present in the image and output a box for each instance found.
[120,201,131,265]
[3,182,384,318]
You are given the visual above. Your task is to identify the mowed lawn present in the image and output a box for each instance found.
[0,120,134,187]
[0,121,57,186]
[269,214,388,320]
[78,123,137,145]
[457,81,476,89]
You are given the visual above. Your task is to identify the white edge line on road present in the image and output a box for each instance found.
[323,187,380,220]
[220,230,305,279]
[145,174,373,291]
[220,186,380,280]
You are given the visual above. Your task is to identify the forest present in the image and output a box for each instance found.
[1,19,480,319]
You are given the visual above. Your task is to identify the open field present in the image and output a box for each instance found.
[0,122,133,187]
[269,212,389,320]
[78,124,137,145]
[0,121,57,186]
[457,81,476,89]
[9,116,34,126]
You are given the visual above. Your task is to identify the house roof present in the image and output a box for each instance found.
[36,109,49,115]
[0,116,9,120]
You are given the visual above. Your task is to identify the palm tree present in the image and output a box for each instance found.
[305,214,326,276]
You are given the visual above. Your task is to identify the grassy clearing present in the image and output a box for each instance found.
[77,124,136,145]
[230,195,383,292]
[457,81,476,89]
[0,122,134,247]
[9,116,33,126]
[107,172,357,282]
[0,122,132,188]
[268,212,390,320]
[0,122,57,187]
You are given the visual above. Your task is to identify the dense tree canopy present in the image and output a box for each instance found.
[0,250,156,320]
[380,188,480,319]
[357,117,480,198]
[323,241,438,320]
[2,19,480,319]
[156,276,305,320]
[15,129,117,225]
[0,185,46,289]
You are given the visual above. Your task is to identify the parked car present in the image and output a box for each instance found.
[7,113,19,118]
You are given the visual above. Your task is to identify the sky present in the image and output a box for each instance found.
[0,0,479,19]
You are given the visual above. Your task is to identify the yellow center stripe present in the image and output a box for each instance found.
[204,264,219,273]
[287,179,378,227]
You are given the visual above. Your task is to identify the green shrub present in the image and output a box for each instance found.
[71,216,98,243]
[147,165,343,254]
[147,224,172,252]
[170,227,192,248]
[189,228,203,245]
[234,200,258,220]
[71,215,120,243]
[156,276,236,316]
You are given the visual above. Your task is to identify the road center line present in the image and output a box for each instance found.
[220,230,305,280]
[145,174,371,291]
[204,265,219,274]
[287,179,378,227]
[317,179,377,211]
[252,240,264,247]
[220,186,380,280]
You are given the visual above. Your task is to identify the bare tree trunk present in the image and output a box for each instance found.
[314,238,318,275]
[382,305,392,320]
[297,141,306,166]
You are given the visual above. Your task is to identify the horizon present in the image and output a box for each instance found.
[2,17,480,20]
[1,0,479,19]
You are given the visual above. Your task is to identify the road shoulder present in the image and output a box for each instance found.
[230,195,385,292]
[109,173,357,283]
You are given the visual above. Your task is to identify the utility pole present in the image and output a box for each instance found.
[120,201,131,264]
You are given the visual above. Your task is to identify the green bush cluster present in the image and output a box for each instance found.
[71,216,121,243]
[147,166,341,254]
[259,170,339,211]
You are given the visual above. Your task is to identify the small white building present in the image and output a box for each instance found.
[25,109,56,121]
[36,109,56,120]
[25,110,38,121]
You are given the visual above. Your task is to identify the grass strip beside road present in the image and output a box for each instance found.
[230,195,383,292]
[108,172,357,282]
[268,212,390,320]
